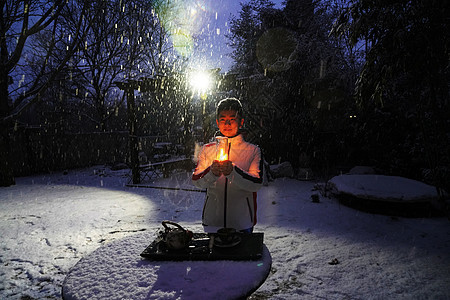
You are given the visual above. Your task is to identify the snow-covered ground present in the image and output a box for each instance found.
[1,166,449,299]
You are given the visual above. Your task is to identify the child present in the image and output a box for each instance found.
[192,98,263,233]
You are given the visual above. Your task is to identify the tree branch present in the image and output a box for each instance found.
[5,0,66,72]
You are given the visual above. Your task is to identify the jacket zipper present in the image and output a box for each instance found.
[246,197,253,223]
[223,142,231,228]
[202,195,209,221]
[224,178,228,228]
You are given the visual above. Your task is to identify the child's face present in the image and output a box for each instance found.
[216,110,244,137]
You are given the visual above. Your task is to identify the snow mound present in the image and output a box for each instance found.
[327,175,443,217]
[328,174,438,202]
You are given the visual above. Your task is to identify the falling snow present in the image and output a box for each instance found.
[0,167,449,299]
[1,1,449,298]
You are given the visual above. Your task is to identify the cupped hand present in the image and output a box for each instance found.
[211,160,222,177]
[220,160,233,176]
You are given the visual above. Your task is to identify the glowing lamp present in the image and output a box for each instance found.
[216,136,229,161]
[189,70,212,94]
[217,148,228,161]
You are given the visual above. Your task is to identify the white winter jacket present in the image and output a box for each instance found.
[192,134,263,232]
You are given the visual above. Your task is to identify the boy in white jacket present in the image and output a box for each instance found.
[192,98,263,233]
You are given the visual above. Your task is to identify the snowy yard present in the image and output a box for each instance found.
[1,166,449,299]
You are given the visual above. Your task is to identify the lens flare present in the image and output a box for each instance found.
[154,0,210,57]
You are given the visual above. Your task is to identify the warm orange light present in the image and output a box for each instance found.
[217,148,228,161]
[216,136,229,161]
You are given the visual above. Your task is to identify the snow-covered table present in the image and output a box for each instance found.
[327,174,440,217]
[62,231,272,300]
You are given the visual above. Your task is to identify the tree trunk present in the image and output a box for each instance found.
[0,71,15,187]
[0,125,15,186]
[0,9,15,186]
[126,87,140,184]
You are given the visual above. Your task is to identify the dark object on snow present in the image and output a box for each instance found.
[311,194,320,203]
[160,221,193,250]
[141,231,264,261]
[329,258,340,265]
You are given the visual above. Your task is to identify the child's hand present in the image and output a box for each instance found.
[221,160,233,176]
[211,161,222,177]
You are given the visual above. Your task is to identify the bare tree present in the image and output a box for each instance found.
[0,0,93,186]
[57,0,132,132]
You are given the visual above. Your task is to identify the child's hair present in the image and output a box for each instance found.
[216,98,243,119]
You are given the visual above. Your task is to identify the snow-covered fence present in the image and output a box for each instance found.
[9,131,129,176]
[9,130,189,176]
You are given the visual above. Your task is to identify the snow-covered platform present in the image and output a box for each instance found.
[328,174,442,217]
[62,231,272,300]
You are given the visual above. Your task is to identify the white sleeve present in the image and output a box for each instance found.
[226,147,263,192]
[192,146,217,189]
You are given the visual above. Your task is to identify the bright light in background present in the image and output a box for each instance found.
[151,0,286,70]
[189,70,213,98]
[155,0,203,57]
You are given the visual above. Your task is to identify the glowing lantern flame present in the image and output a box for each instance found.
[216,137,229,161]
[217,148,228,161]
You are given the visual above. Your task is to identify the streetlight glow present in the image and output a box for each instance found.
[189,70,212,95]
